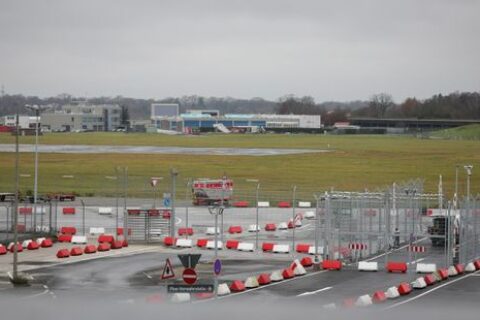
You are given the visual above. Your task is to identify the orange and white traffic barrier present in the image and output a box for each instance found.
[217,283,231,296]
[397,282,412,295]
[358,261,378,272]
[412,277,427,289]
[272,244,290,253]
[270,270,284,282]
[355,294,373,307]
[372,291,387,303]
[386,286,400,299]
[237,242,254,252]
[416,263,436,273]
[175,238,193,248]
[244,276,259,288]
[465,262,476,272]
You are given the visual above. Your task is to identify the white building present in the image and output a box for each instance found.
[1,115,39,129]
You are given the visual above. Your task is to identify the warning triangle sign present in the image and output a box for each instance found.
[161,258,175,280]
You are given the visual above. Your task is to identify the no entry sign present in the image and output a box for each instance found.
[182,268,197,285]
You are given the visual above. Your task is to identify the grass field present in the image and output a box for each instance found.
[0,132,478,199]
[430,124,480,140]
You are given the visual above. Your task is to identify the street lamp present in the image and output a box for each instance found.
[292,185,297,257]
[25,104,48,234]
[170,168,178,238]
[208,205,224,298]
[246,179,260,250]
[313,193,322,267]
[464,165,473,201]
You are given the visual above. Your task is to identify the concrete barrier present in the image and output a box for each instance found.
[304,211,315,219]
[22,240,32,248]
[278,222,288,230]
[372,291,387,303]
[358,261,378,272]
[206,240,223,250]
[262,242,275,252]
[171,293,191,303]
[56,248,70,258]
[308,246,324,255]
[70,246,83,256]
[176,239,193,248]
[416,263,436,273]
[270,270,284,282]
[9,243,23,253]
[386,261,407,273]
[386,287,400,299]
[448,266,458,276]
[257,273,271,285]
[248,224,260,232]
[84,244,97,254]
[412,277,427,289]
[264,223,276,231]
[298,201,311,208]
[244,276,259,288]
[257,201,270,208]
[272,244,290,253]
[217,283,231,296]
[424,274,436,286]
[296,243,310,253]
[0,245,6,255]
[89,227,106,235]
[465,262,476,272]
[27,241,40,250]
[35,237,46,245]
[301,257,314,267]
[98,207,113,215]
[97,243,111,251]
[355,294,373,307]
[226,239,239,249]
[111,240,124,249]
[292,259,307,276]
[196,239,208,248]
[397,282,412,295]
[282,268,294,279]
[436,268,449,280]
[98,234,115,244]
[228,226,243,234]
[41,239,53,248]
[230,280,246,292]
[71,236,87,244]
[60,226,77,235]
[237,242,255,252]
[205,227,220,235]
[454,264,464,274]
[178,227,194,236]
[322,260,342,270]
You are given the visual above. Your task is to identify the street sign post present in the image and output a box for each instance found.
[214,259,222,275]
[161,258,175,280]
[163,193,171,207]
[178,254,201,269]
[182,268,197,285]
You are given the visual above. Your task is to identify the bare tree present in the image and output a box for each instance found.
[369,93,394,118]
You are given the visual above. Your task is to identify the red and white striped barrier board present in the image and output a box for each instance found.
[348,243,367,250]
[408,245,426,253]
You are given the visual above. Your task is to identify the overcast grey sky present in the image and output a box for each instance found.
[1,0,479,102]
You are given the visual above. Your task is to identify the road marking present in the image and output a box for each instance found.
[297,286,332,297]
[407,258,425,265]
[365,237,428,262]
[384,269,480,310]
[143,272,153,279]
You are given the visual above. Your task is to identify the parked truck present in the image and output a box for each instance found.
[192,178,234,206]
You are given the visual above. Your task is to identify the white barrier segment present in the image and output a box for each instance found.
[448,266,458,276]
[237,242,255,252]
[270,270,284,282]
[292,259,307,276]
[295,220,302,227]
[71,236,87,244]
[272,244,290,253]
[386,287,400,299]
[278,222,288,230]
[98,207,113,215]
[298,201,311,208]
[7,242,15,250]
[171,293,190,303]
[465,262,476,272]
[412,277,427,289]
[35,237,46,245]
[416,263,437,274]
[217,283,231,296]
[247,224,260,232]
[89,227,106,235]
[257,201,270,208]
[355,295,373,307]
[206,240,223,250]
[244,276,260,288]
[205,227,220,235]
[304,211,316,219]
[176,239,193,248]
[322,303,337,310]
[22,240,32,248]
[358,261,378,272]
[308,246,324,255]
[33,207,46,214]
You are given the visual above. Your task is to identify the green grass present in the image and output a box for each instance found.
[431,124,480,140]
[0,132,478,199]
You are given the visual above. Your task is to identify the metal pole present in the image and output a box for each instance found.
[33,109,39,234]
[314,195,320,264]
[325,191,330,259]
[124,167,128,243]
[255,183,260,251]
[292,185,297,256]
[12,105,20,280]
[185,179,191,237]
[170,168,178,238]
[454,165,459,210]
[115,167,119,239]
[81,199,86,236]
[220,176,226,244]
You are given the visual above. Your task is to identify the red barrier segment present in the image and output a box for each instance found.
[70,246,83,256]
[97,243,111,251]
[84,245,97,254]
[278,201,291,208]
[98,234,115,244]
[287,221,296,229]
[233,201,249,208]
[127,209,141,215]
[386,261,407,273]
[19,207,33,215]
[228,226,243,234]
[195,292,214,300]
[454,264,465,274]
[62,207,76,215]
[116,228,132,236]
[9,243,23,253]
[230,280,246,292]
[60,226,77,235]
[111,240,123,249]
[262,242,275,252]
[296,243,310,253]
[27,241,40,250]
[0,246,6,255]
[424,274,436,286]
[300,257,313,267]
[197,239,208,248]
[265,223,276,231]
[56,248,70,258]
[226,239,240,250]
[162,210,171,219]
[437,268,449,280]
[257,273,271,285]
[178,227,194,236]
[282,268,294,279]
[322,260,342,271]
[474,260,480,270]
[147,209,160,217]
[372,291,387,303]
[397,282,412,295]
[41,238,53,248]
[163,237,176,247]
[122,240,129,247]
[342,298,355,308]
[58,234,72,243]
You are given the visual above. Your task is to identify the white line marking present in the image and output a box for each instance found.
[143,272,153,279]
[365,237,428,262]
[384,269,480,310]
[297,286,332,297]
[407,258,425,265]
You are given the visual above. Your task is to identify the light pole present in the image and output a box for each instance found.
[313,193,322,266]
[123,167,128,244]
[184,179,192,237]
[80,199,86,236]
[246,179,260,250]
[170,168,178,238]
[25,104,47,234]
[11,103,20,282]
[464,165,473,260]
[291,185,297,256]
[208,205,224,298]
[454,165,460,210]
